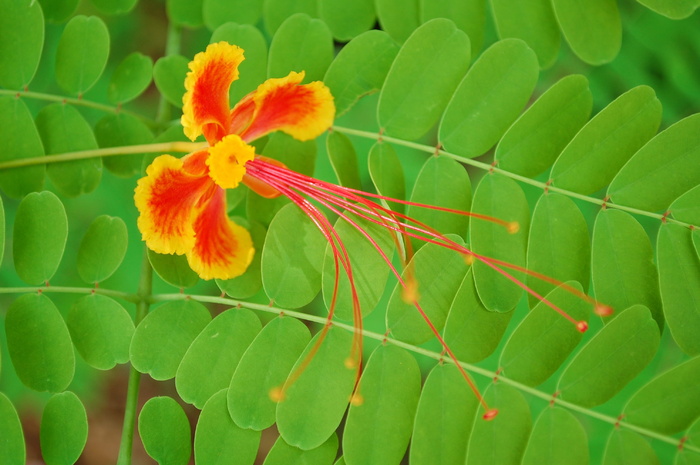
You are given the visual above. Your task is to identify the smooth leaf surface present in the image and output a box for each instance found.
[550,85,662,194]
[108,52,154,104]
[261,132,317,176]
[439,38,539,158]
[0,196,4,265]
[0,0,44,89]
[602,429,660,465]
[204,0,263,30]
[419,0,486,56]
[13,191,68,285]
[636,0,699,19]
[228,316,311,431]
[153,55,190,107]
[77,215,128,284]
[94,112,154,177]
[139,397,191,465]
[521,407,589,465]
[40,392,88,465]
[0,393,25,465]
[378,18,470,140]
[375,0,419,43]
[496,74,592,177]
[319,0,375,41]
[167,0,203,27]
[671,185,700,225]
[327,131,361,189]
[176,309,261,409]
[216,221,265,299]
[148,249,200,289]
[55,15,110,95]
[263,0,317,35]
[130,300,211,380]
[67,294,134,370]
[5,293,75,392]
[91,0,137,15]
[41,0,78,22]
[367,142,405,213]
[343,345,421,465]
[558,305,660,407]
[263,433,338,465]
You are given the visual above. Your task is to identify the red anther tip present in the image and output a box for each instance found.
[350,393,364,406]
[576,321,589,333]
[344,357,357,369]
[482,409,499,421]
[269,387,285,402]
[507,222,520,234]
[464,253,475,266]
[595,304,614,317]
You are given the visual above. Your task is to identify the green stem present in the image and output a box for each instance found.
[0,286,138,303]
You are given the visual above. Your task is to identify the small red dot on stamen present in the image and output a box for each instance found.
[595,304,614,317]
[576,321,588,333]
[482,409,499,421]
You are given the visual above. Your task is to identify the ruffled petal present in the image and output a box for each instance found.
[181,42,245,144]
[134,151,213,255]
[231,71,335,142]
[206,134,256,189]
[187,187,254,280]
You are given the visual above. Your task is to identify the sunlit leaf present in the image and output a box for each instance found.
[521,407,588,465]
[602,429,660,465]
[147,249,200,289]
[419,0,485,57]
[671,185,700,225]
[108,52,154,104]
[139,396,191,465]
[217,221,265,299]
[375,0,419,43]
[0,196,4,265]
[40,391,88,465]
[261,132,316,176]
[367,142,405,214]
[264,433,338,465]
[94,113,154,178]
[636,0,699,19]
[319,0,375,41]
[55,15,110,95]
[0,393,25,465]
[77,215,128,284]
[153,55,190,107]
[327,131,361,189]
[0,0,43,89]
[675,415,700,464]
[204,0,263,30]
[263,0,317,35]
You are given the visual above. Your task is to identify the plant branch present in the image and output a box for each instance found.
[0,286,139,303]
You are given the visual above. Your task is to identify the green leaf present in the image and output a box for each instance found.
[495,74,592,177]
[263,0,317,35]
[521,407,589,465]
[676,416,700,465]
[470,174,529,312]
[551,85,662,195]
[267,14,333,83]
[558,305,660,407]
[0,0,43,89]
[657,224,700,355]
[406,156,472,248]
[375,0,419,43]
[228,316,311,430]
[671,185,700,225]
[77,215,128,284]
[592,209,663,328]
[246,191,291,227]
[343,345,421,465]
[419,0,486,57]
[526,193,590,307]
[0,195,4,265]
[608,113,700,212]
[262,203,326,308]
[167,0,203,27]
[276,326,356,449]
[321,210,395,322]
[623,356,700,435]
[176,309,261,409]
[378,18,470,140]
[0,393,25,465]
[386,235,469,345]
[55,16,110,95]
[551,0,621,65]
[465,383,532,464]
[261,132,316,176]
[36,103,102,197]
[216,221,265,299]
[635,0,699,19]
[319,0,375,41]
[40,392,88,465]
[409,364,478,465]
[90,0,138,15]
[367,142,405,214]
[194,389,261,465]
[204,0,263,30]
[5,293,75,392]
[439,38,539,158]
[264,433,338,465]
[490,0,560,68]
[130,300,212,380]
[602,429,660,465]
[67,294,134,370]
[327,131,362,189]
[148,249,200,289]
[153,55,190,107]
[0,97,45,199]
[442,269,513,363]
[108,52,154,104]
[139,397,191,465]
[500,282,588,387]
[210,23,268,104]
[324,30,399,117]
[94,113,154,178]
[39,0,78,22]
[13,191,68,285]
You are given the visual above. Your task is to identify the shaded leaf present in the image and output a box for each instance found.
[108,52,154,104]
[153,55,190,107]
[94,112,154,178]
[602,429,660,465]
[217,221,265,299]
[375,0,419,43]
[40,0,78,22]
[167,0,203,27]
[367,142,405,214]
[327,131,361,189]
[319,0,375,41]
[91,0,138,15]
[263,0,317,35]
[636,0,699,19]
[263,433,338,465]
[40,392,88,465]
[419,0,486,57]
[0,393,25,465]
[0,0,44,89]
[55,15,110,95]
[0,196,4,265]
[139,397,191,465]
[77,215,128,284]
[204,0,263,30]
[261,132,316,176]
[521,407,589,465]
[147,249,200,289]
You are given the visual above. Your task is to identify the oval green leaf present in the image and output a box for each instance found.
[108,52,154,104]
[153,55,190,107]
[608,113,700,212]
[40,391,88,465]
[267,14,333,83]
[5,293,75,392]
[367,142,405,214]
[657,223,700,356]
[262,203,326,308]
[77,215,128,284]
[0,0,43,89]
[671,185,700,225]
[139,396,191,465]
[204,0,263,30]
[420,0,485,57]
[375,0,419,43]
[343,345,420,465]
[558,305,660,407]
[319,0,375,41]
[496,74,592,177]
[327,131,361,189]
[263,433,338,465]
[217,220,265,299]
[263,0,317,35]
[55,15,110,95]
[469,174,529,312]
[521,407,589,465]
[194,389,261,465]
[602,429,660,465]
[67,294,134,370]
[276,326,356,450]
[261,132,316,177]
[550,85,662,195]
[148,249,200,289]
[13,191,68,285]
[439,38,539,158]
[166,0,203,27]
[0,393,25,465]
[94,112,154,178]
[176,308,261,409]
[130,300,211,380]
[91,0,138,15]
[378,18,470,140]
[636,0,699,19]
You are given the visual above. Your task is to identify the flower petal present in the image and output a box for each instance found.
[134,151,213,255]
[231,71,335,142]
[181,42,245,144]
[187,187,254,280]
[206,134,256,189]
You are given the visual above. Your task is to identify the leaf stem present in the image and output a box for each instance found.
[0,286,139,303]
